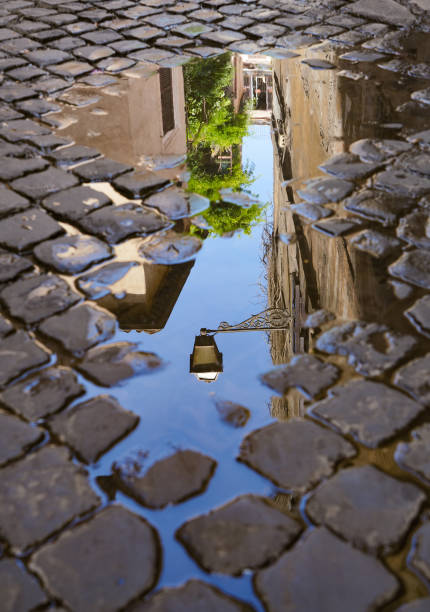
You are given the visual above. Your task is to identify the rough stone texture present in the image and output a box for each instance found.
[30,506,160,612]
[316,321,416,377]
[297,177,354,204]
[319,153,380,180]
[176,495,302,575]
[112,170,169,198]
[76,342,164,386]
[290,202,332,221]
[374,170,430,199]
[395,599,430,612]
[0,185,30,217]
[347,0,416,27]
[0,366,84,421]
[1,274,81,324]
[0,558,48,612]
[344,189,413,227]
[350,229,401,258]
[260,354,339,399]
[254,528,399,612]
[11,167,79,200]
[0,207,63,251]
[0,410,44,466]
[0,248,32,282]
[394,354,430,405]
[78,203,172,244]
[39,302,116,355]
[139,230,202,264]
[0,314,13,338]
[306,465,426,554]
[114,449,216,509]
[409,523,430,585]
[308,379,424,448]
[397,211,430,250]
[0,331,50,387]
[0,445,100,552]
[73,158,132,182]
[42,185,111,221]
[34,233,112,274]
[350,138,412,162]
[390,250,430,290]
[406,295,430,338]
[312,217,362,237]
[49,395,138,463]
[144,188,209,220]
[214,399,250,428]
[239,418,356,493]
[76,261,139,299]
[131,580,255,612]
[395,424,430,485]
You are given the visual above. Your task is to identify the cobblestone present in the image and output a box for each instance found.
[34,233,111,274]
[394,353,430,404]
[409,522,430,583]
[0,331,50,387]
[0,410,43,466]
[395,424,430,484]
[0,558,47,612]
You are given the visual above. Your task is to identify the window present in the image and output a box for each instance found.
[159,68,175,135]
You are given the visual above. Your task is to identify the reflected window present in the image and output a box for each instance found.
[159,68,175,135]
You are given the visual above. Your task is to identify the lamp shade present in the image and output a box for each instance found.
[190,334,223,382]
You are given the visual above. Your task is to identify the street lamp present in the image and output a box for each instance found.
[190,308,291,383]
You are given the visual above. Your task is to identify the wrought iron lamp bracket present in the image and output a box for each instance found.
[201,308,291,335]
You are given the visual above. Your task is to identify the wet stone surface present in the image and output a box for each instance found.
[349,229,401,258]
[34,234,112,274]
[390,249,430,290]
[409,522,430,584]
[114,449,216,509]
[30,506,160,612]
[42,185,112,222]
[76,260,139,299]
[306,465,426,555]
[0,207,63,252]
[254,528,399,612]
[395,424,430,485]
[0,558,48,612]
[176,495,301,575]
[214,399,250,428]
[0,249,32,282]
[0,331,50,387]
[394,354,430,405]
[406,295,430,338]
[49,395,138,464]
[344,189,414,227]
[0,410,43,466]
[0,445,99,552]
[309,379,424,448]
[239,418,356,493]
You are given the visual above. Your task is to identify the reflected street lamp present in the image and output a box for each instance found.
[190,308,291,383]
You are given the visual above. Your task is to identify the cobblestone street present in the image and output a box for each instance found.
[1,0,430,610]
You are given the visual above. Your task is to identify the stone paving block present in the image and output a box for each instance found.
[406,295,430,338]
[297,177,354,204]
[0,185,28,217]
[176,495,302,575]
[396,424,430,485]
[350,138,412,162]
[409,522,430,583]
[290,202,332,221]
[347,0,416,27]
[394,354,430,405]
[344,189,413,227]
[50,60,93,78]
[26,48,71,67]
[0,248,32,282]
[239,418,355,493]
[0,206,63,252]
[131,579,255,612]
[0,156,48,181]
[390,250,430,290]
[312,217,362,237]
[316,321,417,377]
[308,379,424,448]
[1,273,81,324]
[0,444,100,552]
[73,158,132,182]
[49,395,138,463]
[0,84,36,103]
[34,233,112,274]
[30,505,160,612]
[0,331,50,387]
[375,170,430,199]
[76,342,164,386]
[42,185,111,221]
[11,167,79,200]
[76,260,139,299]
[306,465,426,554]
[113,449,216,508]
[395,599,430,612]
[0,558,48,612]
[39,302,116,355]
[16,98,60,117]
[397,210,430,250]
[48,144,100,167]
[0,410,44,466]
[254,528,399,612]
[0,366,84,421]
[78,203,172,244]
[260,354,339,399]
[349,229,401,258]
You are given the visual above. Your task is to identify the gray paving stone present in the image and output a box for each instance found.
[350,139,412,162]
[0,119,51,144]
[316,321,417,377]
[30,506,159,612]
[26,48,71,67]
[406,295,430,338]
[394,354,430,405]
[397,210,430,249]
[11,167,79,200]
[309,379,424,448]
[297,177,354,204]
[319,153,381,180]
[42,185,111,221]
[347,0,416,27]
[33,76,71,94]
[73,45,115,61]
[312,217,362,237]
[34,233,112,274]
[50,60,93,78]
[202,29,246,45]
[290,202,332,221]
[76,342,164,386]
[396,152,430,178]
[0,207,64,252]
[1,273,81,324]
[49,144,100,167]
[390,249,430,290]
[254,528,399,612]
[0,444,100,552]
[0,366,84,421]
[49,395,138,463]
[0,410,43,466]
[73,158,132,182]
[78,203,172,244]
[0,185,30,217]
[39,302,116,355]
[76,260,139,299]
[16,98,60,117]
[114,449,216,509]
[130,580,255,612]
[0,84,36,102]
[350,229,401,258]
[138,230,202,264]
[23,134,72,153]
[260,354,339,399]
[0,558,48,612]
[306,465,425,554]
[395,599,430,612]
[374,170,430,199]
[0,156,48,181]
[81,29,123,45]
[215,399,250,428]
[0,331,50,387]
[409,523,430,583]
[344,189,413,227]
[396,424,430,485]
[177,495,302,575]
[239,418,355,492]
